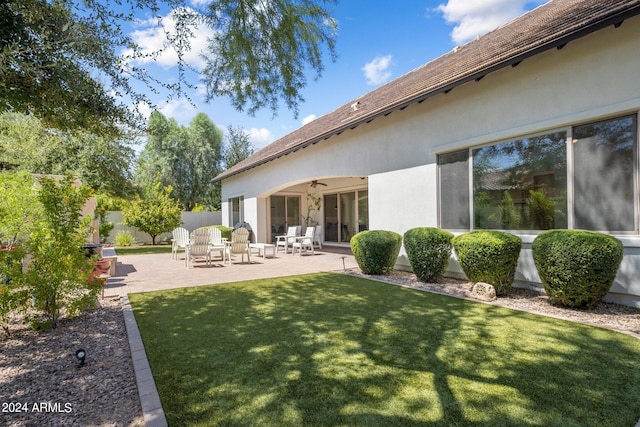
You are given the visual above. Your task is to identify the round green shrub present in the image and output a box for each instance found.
[350,230,402,275]
[532,229,623,308]
[452,231,522,295]
[403,227,454,282]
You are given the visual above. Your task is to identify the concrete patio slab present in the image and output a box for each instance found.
[104,247,356,297]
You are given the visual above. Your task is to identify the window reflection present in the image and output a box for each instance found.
[472,132,568,230]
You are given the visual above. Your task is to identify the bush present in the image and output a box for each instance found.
[115,230,136,246]
[209,225,233,240]
[532,230,623,308]
[351,230,402,275]
[452,231,522,295]
[403,227,454,282]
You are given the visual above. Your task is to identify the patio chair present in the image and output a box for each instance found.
[292,227,315,256]
[186,228,211,268]
[207,227,226,262]
[171,227,189,260]
[275,226,301,254]
[313,225,323,249]
[225,227,251,264]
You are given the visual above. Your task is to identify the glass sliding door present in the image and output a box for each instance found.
[270,196,300,242]
[324,190,369,243]
[358,190,369,233]
[324,194,339,242]
[340,192,356,242]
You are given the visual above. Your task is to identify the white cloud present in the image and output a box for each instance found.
[302,114,317,125]
[125,7,215,71]
[248,127,275,149]
[362,55,393,86]
[436,0,546,45]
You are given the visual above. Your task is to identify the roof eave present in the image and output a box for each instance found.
[212,3,640,184]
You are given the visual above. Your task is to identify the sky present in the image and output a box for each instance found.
[125,0,548,150]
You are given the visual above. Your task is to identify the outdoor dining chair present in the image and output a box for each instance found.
[186,228,212,268]
[225,227,251,264]
[275,226,301,254]
[292,226,315,256]
[207,227,226,262]
[171,227,189,260]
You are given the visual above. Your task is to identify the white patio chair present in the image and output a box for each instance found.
[207,227,226,262]
[275,225,300,254]
[292,226,315,256]
[225,227,251,264]
[171,227,189,260]
[185,228,211,268]
[313,225,323,249]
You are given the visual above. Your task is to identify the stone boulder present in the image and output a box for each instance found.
[470,282,497,301]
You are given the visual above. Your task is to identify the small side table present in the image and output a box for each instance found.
[249,243,276,259]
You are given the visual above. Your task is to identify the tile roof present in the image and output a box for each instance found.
[214,0,640,183]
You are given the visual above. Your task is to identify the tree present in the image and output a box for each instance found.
[122,181,182,245]
[0,112,136,197]
[223,125,256,169]
[136,111,223,210]
[1,0,338,134]
[201,0,338,117]
[22,175,100,329]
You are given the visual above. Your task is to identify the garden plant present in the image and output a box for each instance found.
[532,229,623,308]
[452,230,522,295]
[403,227,454,282]
[350,230,402,274]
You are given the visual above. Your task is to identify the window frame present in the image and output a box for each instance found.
[437,113,639,235]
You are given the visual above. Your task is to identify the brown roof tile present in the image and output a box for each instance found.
[214,0,640,182]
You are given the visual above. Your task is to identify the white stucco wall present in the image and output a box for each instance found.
[221,18,640,306]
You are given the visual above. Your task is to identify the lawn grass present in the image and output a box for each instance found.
[113,244,172,255]
[129,272,640,426]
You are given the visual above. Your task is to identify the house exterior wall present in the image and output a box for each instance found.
[221,18,640,306]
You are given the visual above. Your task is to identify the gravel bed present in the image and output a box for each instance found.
[0,297,144,427]
[345,268,640,337]
[1,271,638,426]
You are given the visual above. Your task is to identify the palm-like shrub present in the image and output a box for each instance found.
[532,230,623,308]
[452,231,522,295]
[403,227,454,282]
[351,230,402,275]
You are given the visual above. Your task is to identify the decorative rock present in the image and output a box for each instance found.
[470,282,497,301]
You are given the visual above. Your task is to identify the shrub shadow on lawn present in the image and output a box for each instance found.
[129,273,640,426]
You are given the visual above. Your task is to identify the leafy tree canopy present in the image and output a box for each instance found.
[136,111,223,210]
[122,181,182,244]
[0,112,136,197]
[223,125,255,169]
[0,0,338,135]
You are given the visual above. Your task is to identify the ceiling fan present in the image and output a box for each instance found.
[310,180,328,188]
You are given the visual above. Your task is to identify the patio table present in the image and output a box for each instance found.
[249,243,276,259]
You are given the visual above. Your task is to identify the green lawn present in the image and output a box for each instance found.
[129,273,640,426]
[113,244,172,255]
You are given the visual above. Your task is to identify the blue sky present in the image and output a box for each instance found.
[125,0,547,150]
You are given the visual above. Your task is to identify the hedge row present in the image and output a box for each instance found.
[350,227,623,308]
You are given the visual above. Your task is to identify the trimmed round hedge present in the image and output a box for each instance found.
[403,227,454,283]
[350,230,402,275]
[532,229,623,308]
[452,231,522,295]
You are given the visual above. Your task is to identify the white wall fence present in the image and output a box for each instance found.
[105,211,222,245]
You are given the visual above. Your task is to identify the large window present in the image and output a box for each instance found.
[573,116,636,231]
[438,114,638,233]
[472,131,568,230]
[439,150,469,230]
